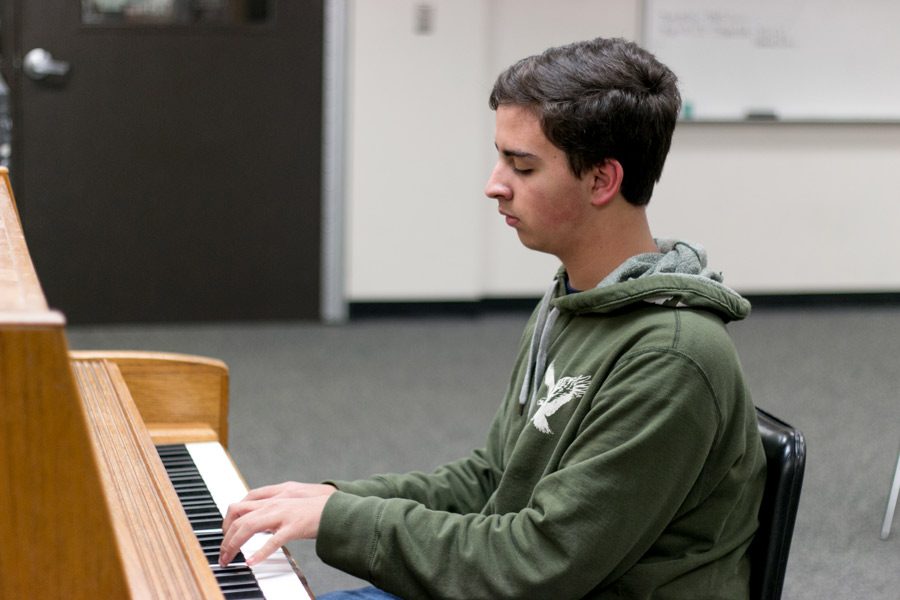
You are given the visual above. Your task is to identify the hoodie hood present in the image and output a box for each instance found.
[554,240,751,322]
[517,240,749,416]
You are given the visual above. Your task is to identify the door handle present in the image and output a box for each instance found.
[23,48,71,80]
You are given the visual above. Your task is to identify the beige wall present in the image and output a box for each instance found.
[346,0,900,300]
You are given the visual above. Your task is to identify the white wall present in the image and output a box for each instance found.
[346,0,490,300]
[653,124,900,293]
[346,0,900,301]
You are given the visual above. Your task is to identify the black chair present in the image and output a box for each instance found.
[749,408,807,600]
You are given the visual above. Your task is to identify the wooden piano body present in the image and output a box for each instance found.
[0,168,305,598]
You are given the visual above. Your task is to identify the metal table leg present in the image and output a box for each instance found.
[881,447,900,540]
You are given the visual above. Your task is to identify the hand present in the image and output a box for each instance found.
[218,481,337,567]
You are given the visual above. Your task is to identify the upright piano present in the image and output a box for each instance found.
[0,168,314,599]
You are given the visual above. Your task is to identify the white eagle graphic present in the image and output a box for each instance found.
[531,363,592,435]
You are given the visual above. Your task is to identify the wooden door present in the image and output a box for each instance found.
[3,0,323,323]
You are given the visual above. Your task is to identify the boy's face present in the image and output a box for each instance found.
[485,105,595,261]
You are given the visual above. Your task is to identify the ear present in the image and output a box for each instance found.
[588,159,624,207]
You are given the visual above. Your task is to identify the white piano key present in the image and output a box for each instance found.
[185,442,312,600]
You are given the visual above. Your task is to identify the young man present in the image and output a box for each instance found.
[219,37,766,599]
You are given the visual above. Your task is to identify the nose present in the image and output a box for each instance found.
[484,162,511,201]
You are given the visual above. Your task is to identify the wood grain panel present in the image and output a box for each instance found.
[0,325,135,598]
[71,350,230,446]
[73,358,222,598]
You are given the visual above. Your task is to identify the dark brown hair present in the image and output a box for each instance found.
[489,38,681,206]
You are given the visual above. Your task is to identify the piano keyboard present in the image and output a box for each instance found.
[157,442,312,600]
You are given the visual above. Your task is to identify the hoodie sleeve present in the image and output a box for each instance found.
[325,447,501,514]
[316,349,740,600]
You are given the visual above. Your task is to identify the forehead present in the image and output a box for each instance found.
[494,105,555,155]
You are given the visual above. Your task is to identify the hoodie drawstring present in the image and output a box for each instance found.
[518,279,560,417]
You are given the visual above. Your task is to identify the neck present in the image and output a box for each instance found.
[562,203,657,291]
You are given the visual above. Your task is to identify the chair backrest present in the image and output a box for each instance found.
[749,408,807,600]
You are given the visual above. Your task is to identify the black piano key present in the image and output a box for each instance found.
[215,570,258,585]
[214,569,258,582]
[178,490,216,500]
[193,517,225,530]
[184,502,219,513]
[223,588,265,596]
[186,510,223,522]
[180,500,219,512]
[223,589,267,599]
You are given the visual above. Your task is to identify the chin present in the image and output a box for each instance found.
[518,236,552,255]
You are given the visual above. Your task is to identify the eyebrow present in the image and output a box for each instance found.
[495,143,538,160]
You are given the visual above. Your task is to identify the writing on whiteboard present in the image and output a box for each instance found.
[656,10,794,49]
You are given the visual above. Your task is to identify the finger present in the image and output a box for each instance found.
[221,499,253,534]
[219,518,253,567]
[243,483,287,500]
[218,538,238,568]
[246,533,284,567]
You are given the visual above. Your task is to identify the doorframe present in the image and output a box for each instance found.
[322,0,348,323]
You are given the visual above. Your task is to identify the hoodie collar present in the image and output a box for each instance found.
[553,239,750,322]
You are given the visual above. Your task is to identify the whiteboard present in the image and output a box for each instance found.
[643,0,900,121]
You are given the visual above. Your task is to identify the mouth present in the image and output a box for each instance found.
[499,210,519,227]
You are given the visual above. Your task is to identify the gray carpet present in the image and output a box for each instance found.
[67,305,900,599]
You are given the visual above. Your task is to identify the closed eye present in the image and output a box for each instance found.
[496,144,538,175]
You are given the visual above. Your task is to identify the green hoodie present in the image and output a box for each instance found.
[317,241,767,599]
